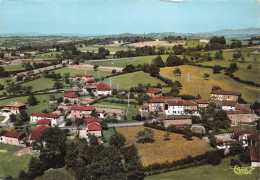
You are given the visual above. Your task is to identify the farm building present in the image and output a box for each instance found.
[149,96,182,112]
[233,129,259,147]
[96,82,112,96]
[0,131,26,147]
[2,101,26,114]
[196,99,209,109]
[29,125,50,142]
[227,110,255,125]
[164,115,192,128]
[146,88,162,98]
[210,90,241,101]
[165,100,198,116]
[222,100,237,111]
[63,93,79,104]
[71,106,95,120]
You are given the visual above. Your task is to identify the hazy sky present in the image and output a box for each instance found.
[0,0,259,35]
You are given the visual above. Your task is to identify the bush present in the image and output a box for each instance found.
[230,159,241,167]
[240,150,251,164]
[207,151,221,165]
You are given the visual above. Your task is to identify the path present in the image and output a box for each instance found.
[0,112,9,123]
[68,63,123,72]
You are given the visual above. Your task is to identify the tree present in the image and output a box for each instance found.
[27,157,44,179]
[19,110,29,122]
[93,64,99,71]
[33,127,67,169]
[183,127,193,140]
[27,95,38,106]
[14,120,24,127]
[207,151,221,165]
[204,73,210,80]
[136,128,155,144]
[0,83,4,90]
[112,69,116,74]
[75,118,85,127]
[10,113,17,122]
[247,64,252,69]
[152,55,165,67]
[230,159,241,167]
[229,144,243,156]
[109,132,126,148]
[149,63,160,77]
[240,150,251,164]
[89,134,99,146]
[213,65,222,74]
[53,81,63,89]
[212,85,222,91]
[173,68,181,76]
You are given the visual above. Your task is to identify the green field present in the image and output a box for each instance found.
[184,40,207,48]
[0,93,63,115]
[145,155,259,180]
[103,71,167,90]
[35,168,74,180]
[33,52,62,58]
[87,55,170,68]
[52,67,111,79]
[0,144,32,179]
[160,65,259,103]
[102,128,116,147]
[92,97,139,121]
[78,46,132,53]
[2,64,25,71]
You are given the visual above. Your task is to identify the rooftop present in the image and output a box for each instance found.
[96,82,112,91]
[146,88,162,94]
[3,131,24,138]
[64,93,78,98]
[30,125,50,140]
[71,106,95,111]
[31,112,60,118]
[222,100,237,107]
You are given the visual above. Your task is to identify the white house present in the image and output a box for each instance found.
[30,112,63,126]
[96,82,112,96]
[222,100,237,111]
[165,100,198,116]
[199,38,210,43]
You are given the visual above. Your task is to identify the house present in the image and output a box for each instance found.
[87,122,102,138]
[165,100,198,116]
[154,38,159,41]
[216,140,243,150]
[86,116,101,124]
[139,105,149,112]
[35,119,51,126]
[30,112,62,126]
[249,147,260,167]
[235,104,251,111]
[199,38,210,43]
[86,78,96,85]
[29,125,50,142]
[71,106,95,120]
[2,101,26,114]
[149,96,182,112]
[233,129,259,147]
[222,100,237,111]
[63,93,79,104]
[0,131,26,147]
[96,82,112,96]
[196,99,209,109]
[146,88,162,98]
[227,110,255,125]
[164,115,192,128]
[210,90,241,101]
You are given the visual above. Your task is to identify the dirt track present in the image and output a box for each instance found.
[128,40,186,47]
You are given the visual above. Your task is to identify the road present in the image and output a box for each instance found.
[68,63,123,72]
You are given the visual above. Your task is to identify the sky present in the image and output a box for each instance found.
[0,0,259,35]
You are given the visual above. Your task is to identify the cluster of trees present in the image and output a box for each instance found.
[204,36,227,50]
[10,110,29,127]
[5,84,33,97]
[23,62,51,71]
[0,66,10,77]
[230,40,243,49]
[19,128,144,180]
[201,107,231,132]
[43,71,62,79]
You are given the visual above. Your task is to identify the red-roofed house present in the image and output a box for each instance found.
[86,116,101,124]
[30,112,63,127]
[233,129,259,147]
[71,106,95,120]
[227,110,255,125]
[199,38,210,43]
[146,88,162,98]
[35,119,51,126]
[29,125,50,142]
[96,82,112,96]
[63,93,79,104]
[249,147,260,167]
[149,96,181,112]
[2,101,26,114]
[196,99,209,108]
[235,104,251,111]
[210,90,241,101]
[79,122,102,141]
[86,78,96,84]
[0,131,26,147]
[222,100,237,111]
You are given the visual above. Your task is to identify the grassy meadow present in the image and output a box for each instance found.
[0,144,32,179]
[103,71,166,90]
[184,40,207,48]
[35,168,74,180]
[87,55,170,68]
[0,93,63,115]
[102,128,116,147]
[2,64,25,71]
[160,65,259,103]
[78,46,131,52]
[116,126,211,167]
[33,52,62,58]
[145,155,259,180]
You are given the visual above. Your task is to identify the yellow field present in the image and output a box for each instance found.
[116,126,211,167]
[0,150,7,153]
[160,65,260,103]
